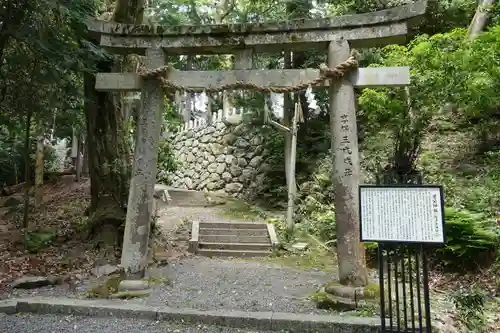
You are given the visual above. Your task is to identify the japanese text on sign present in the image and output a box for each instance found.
[359,186,445,244]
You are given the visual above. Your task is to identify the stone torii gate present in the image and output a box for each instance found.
[87,1,427,282]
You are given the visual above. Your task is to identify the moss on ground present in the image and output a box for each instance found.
[311,291,343,310]
[360,283,380,299]
[87,271,125,299]
[143,275,172,286]
[245,245,337,271]
[219,199,267,221]
[352,303,379,317]
[109,290,150,299]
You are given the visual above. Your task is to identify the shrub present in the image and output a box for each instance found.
[156,140,177,184]
[448,287,488,331]
[24,229,56,253]
[435,207,497,269]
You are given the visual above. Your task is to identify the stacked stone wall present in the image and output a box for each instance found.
[168,120,269,196]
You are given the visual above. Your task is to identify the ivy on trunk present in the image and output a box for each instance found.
[84,56,131,252]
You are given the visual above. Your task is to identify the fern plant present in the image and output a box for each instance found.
[435,207,497,269]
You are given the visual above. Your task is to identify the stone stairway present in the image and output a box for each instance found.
[189,221,279,258]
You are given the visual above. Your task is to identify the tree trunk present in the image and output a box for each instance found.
[82,137,89,177]
[34,119,44,208]
[75,133,82,182]
[22,108,32,229]
[83,0,146,256]
[467,0,497,39]
[84,58,130,252]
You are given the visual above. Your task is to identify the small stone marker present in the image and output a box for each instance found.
[291,242,308,251]
[118,279,149,292]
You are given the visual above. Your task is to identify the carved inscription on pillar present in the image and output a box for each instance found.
[339,114,354,177]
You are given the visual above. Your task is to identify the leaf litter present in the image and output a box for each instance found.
[0,176,102,293]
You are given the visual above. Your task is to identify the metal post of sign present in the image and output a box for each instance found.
[359,171,446,333]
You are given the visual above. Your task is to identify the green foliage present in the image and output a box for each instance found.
[157,141,177,183]
[0,128,24,185]
[0,0,98,189]
[409,28,500,120]
[24,229,56,253]
[422,149,500,215]
[358,27,500,173]
[0,125,59,185]
[0,0,98,124]
[326,0,477,35]
[156,97,182,183]
[266,217,292,243]
[435,208,497,268]
[43,145,63,173]
[448,287,488,332]
[162,97,183,133]
[252,127,287,204]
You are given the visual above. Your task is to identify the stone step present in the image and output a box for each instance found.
[199,235,270,244]
[197,249,271,258]
[199,222,267,230]
[154,185,228,207]
[199,242,271,251]
[199,228,268,236]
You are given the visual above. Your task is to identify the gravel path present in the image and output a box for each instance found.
[5,257,332,314]
[0,313,278,333]
[3,204,332,314]
[136,257,331,314]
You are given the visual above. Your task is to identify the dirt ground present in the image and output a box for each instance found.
[0,176,97,290]
[0,175,196,292]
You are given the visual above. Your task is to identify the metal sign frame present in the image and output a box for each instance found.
[360,171,444,333]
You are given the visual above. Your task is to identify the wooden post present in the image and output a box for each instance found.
[283,51,296,193]
[34,119,44,208]
[82,139,89,178]
[184,56,194,121]
[120,48,165,278]
[71,128,78,165]
[205,92,212,124]
[174,91,183,118]
[328,40,368,286]
[286,102,299,231]
[75,133,82,182]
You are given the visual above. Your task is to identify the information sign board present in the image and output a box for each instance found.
[359,185,445,244]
